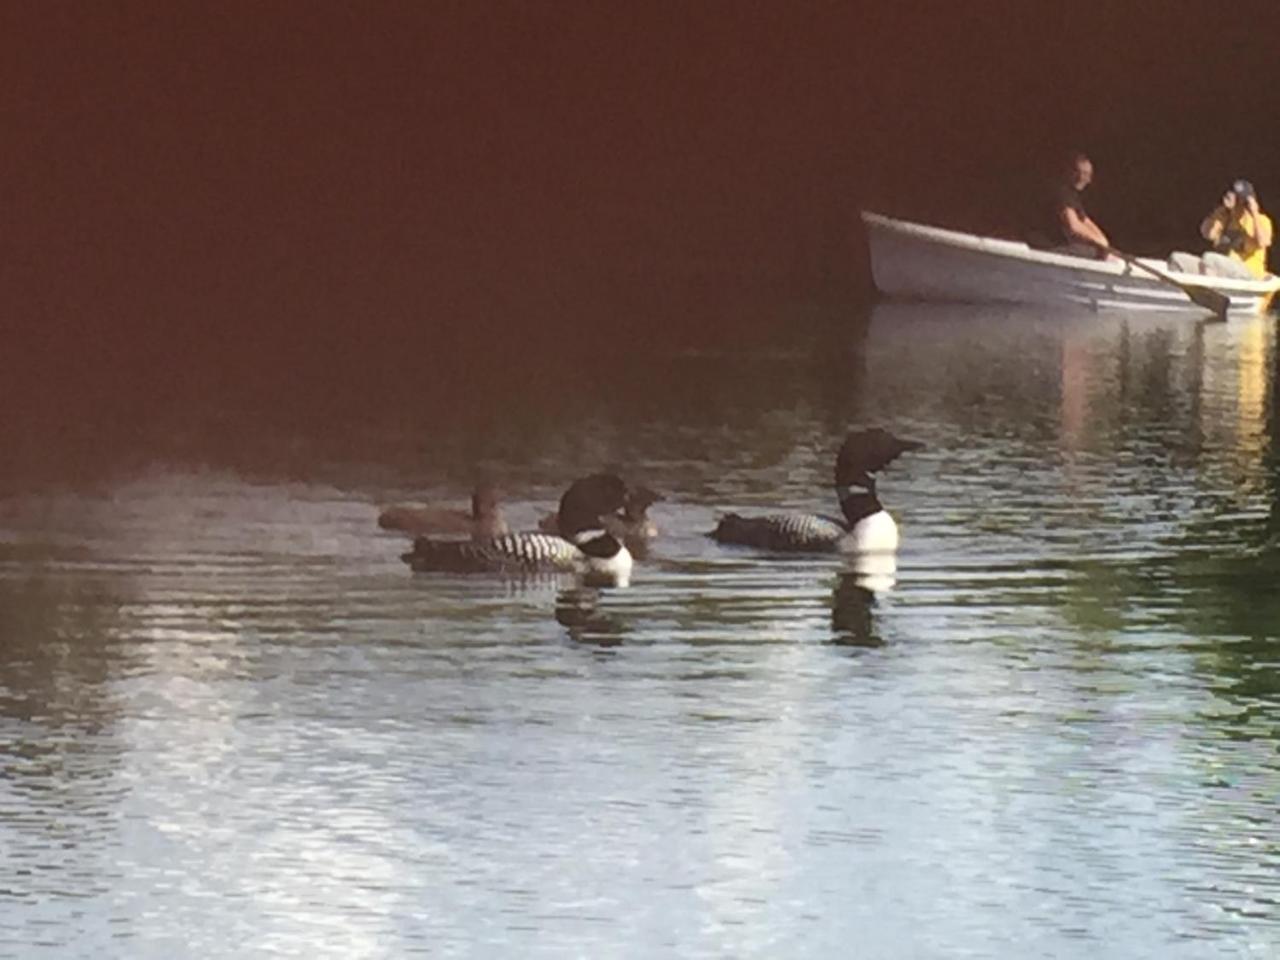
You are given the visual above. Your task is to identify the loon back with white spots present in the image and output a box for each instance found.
[710,512,849,552]
[402,531,583,573]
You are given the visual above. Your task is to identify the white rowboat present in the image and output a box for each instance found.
[862,211,1280,316]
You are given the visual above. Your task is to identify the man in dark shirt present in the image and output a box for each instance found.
[1040,152,1111,258]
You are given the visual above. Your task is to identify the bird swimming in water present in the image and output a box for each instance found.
[402,473,634,585]
[709,428,923,553]
[539,484,664,556]
[377,481,508,541]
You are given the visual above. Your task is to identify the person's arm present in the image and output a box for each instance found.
[1202,193,1233,243]
[1062,206,1110,249]
[1201,211,1225,243]
[1245,197,1272,249]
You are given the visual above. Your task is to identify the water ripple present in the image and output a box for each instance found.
[3,307,1279,957]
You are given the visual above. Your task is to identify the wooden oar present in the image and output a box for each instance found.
[1104,246,1230,320]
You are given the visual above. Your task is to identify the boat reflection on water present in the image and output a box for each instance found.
[830,551,897,647]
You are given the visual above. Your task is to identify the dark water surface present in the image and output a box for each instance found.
[3,303,1279,958]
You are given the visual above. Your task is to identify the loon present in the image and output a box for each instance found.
[538,485,664,555]
[710,428,923,553]
[615,486,664,542]
[378,482,508,540]
[402,473,633,584]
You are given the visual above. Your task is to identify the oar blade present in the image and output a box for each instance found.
[1108,245,1232,320]
[1188,285,1230,321]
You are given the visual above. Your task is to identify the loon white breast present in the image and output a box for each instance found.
[570,523,634,586]
[402,473,633,584]
[836,507,900,554]
[710,428,923,554]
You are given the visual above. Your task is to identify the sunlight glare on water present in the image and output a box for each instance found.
[2,303,1279,958]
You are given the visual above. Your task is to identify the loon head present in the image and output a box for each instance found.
[558,473,630,557]
[469,481,504,520]
[623,486,665,523]
[834,428,924,526]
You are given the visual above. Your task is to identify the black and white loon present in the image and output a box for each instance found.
[402,473,633,584]
[710,428,924,553]
[538,485,664,556]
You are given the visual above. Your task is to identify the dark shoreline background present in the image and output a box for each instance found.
[6,4,1280,411]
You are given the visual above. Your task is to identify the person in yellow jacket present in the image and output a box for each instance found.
[1178,180,1273,278]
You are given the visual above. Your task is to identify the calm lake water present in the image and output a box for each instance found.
[3,302,1279,958]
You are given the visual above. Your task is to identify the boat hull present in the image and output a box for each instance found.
[862,212,1280,316]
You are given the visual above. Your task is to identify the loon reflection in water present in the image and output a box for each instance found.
[555,587,628,647]
[831,571,885,647]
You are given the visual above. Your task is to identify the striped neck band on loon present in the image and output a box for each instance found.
[835,479,875,500]
[572,527,625,558]
[837,484,883,527]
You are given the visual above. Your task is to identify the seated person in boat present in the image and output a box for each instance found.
[1024,150,1105,257]
[1029,151,1111,258]
[1168,180,1272,279]
[1055,153,1111,256]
